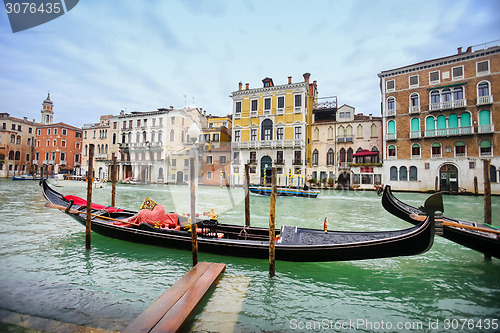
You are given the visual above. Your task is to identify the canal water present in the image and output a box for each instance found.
[0,179,499,332]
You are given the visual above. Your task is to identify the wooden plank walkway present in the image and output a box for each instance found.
[123,262,226,333]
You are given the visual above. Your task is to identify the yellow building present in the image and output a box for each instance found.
[202,114,232,149]
[230,73,317,186]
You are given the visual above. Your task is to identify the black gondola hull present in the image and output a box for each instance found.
[41,181,435,262]
[381,185,500,259]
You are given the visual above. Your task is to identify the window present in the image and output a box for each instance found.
[53,139,57,146]
[431,142,441,158]
[328,126,334,140]
[453,87,464,101]
[387,97,395,110]
[251,129,257,141]
[390,166,398,181]
[261,119,273,141]
[277,96,284,109]
[431,90,440,104]
[409,75,419,88]
[478,82,490,97]
[478,110,492,132]
[170,129,175,141]
[455,141,466,157]
[480,140,492,156]
[442,89,451,102]
[235,101,242,114]
[312,149,318,165]
[276,127,284,140]
[313,127,319,140]
[477,60,490,75]
[294,94,302,107]
[213,134,219,142]
[452,66,464,80]
[399,166,408,181]
[276,151,283,163]
[370,124,377,138]
[61,140,66,147]
[47,128,51,135]
[388,145,396,157]
[171,158,176,167]
[207,171,212,179]
[327,148,334,165]
[220,155,227,164]
[357,125,363,138]
[264,98,271,111]
[294,151,301,165]
[206,155,213,164]
[410,93,419,108]
[409,166,418,181]
[429,71,440,84]
[411,144,420,158]
[251,99,258,112]
[204,134,211,142]
[250,151,256,162]
[294,127,302,140]
[234,130,240,142]
[386,79,395,92]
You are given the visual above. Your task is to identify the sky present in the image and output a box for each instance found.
[1,0,499,127]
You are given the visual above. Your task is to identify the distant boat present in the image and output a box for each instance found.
[12,174,34,180]
[47,174,107,189]
[249,186,320,198]
[120,177,142,185]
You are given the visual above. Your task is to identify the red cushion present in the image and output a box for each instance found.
[63,195,123,212]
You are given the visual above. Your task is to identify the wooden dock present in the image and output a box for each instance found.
[123,262,226,333]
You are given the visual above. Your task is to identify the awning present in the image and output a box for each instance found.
[353,149,379,157]
[427,82,467,90]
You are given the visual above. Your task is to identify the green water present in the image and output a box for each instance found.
[0,179,499,332]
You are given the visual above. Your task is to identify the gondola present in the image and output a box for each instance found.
[41,180,440,262]
[380,185,500,259]
[249,186,320,198]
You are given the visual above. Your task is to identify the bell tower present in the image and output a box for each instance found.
[41,93,54,125]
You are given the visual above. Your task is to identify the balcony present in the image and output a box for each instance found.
[385,109,396,117]
[385,133,397,141]
[425,126,474,138]
[337,136,354,143]
[232,139,304,149]
[247,159,257,165]
[409,106,420,114]
[477,95,493,105]
[250,111,258,117]
[274,159,284,165]
[59,160,67,166]
[410,131,421,139]
[292,159,303,166]
[95,153,107,160]
[75,162,81,167]
[429,99,467,111]
[276,108,284,115]
[294,107,302,114]
[478,124,494,133]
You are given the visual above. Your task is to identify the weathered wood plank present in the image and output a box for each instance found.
[150,262,226,333]
[122,262,225,333]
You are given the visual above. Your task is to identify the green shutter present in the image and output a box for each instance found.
[388,120,395,133]
[437,115,446,129]
[411,118,420,131]
[479,110,491,125]
[432,142,441,147]
[480,140,491,148]
[460,112,471,127]
[449,114,458,128]
[426,117,435,130]
[455,141,465,147]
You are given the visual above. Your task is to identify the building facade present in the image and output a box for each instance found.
[82,115,112,180]
[202,114,232,150]
[378,43,500,194]
[310,101,383,190]
[0,113,38,178]
[201,145,231,186]
[230,73,317,187]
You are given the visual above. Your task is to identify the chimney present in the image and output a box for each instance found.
[303,72,311,83]
[457,47,462,54]
[245,83,249,90]
[288,76,292,84]
[466,46,472,53]
[238,82,242,91]
[369,114,372,120]
[23,116,27,122]
[120,110,125,115]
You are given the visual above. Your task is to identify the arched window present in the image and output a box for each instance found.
[387,120,395,133]
[431,142,441,158]
[261,119,273,141]
[312,149,319,165]
[409,166,418,181]
[449,113,458,129]
[455,141,466,157]
[479,110,491,133]
[327,148,334,165]
[113,133,117,145]
[170,129,175,141]
[143,131,147,142]
[338,125,345,137]
[347,148,353,162]
[490,165,497,183]
[181,130,185,142]
[371,124,377,137]
[371,146,379,163]
[346,125,353,137]
[390,166,398,181]
[399,166,408,181]
[387,97,395,110]
[411,118,420,136]
[313,127,319,141]
[10,134,15,143]
[158,131,163,142]
[430,90,440,104]
[442,89,451,102]
[453,87,463,101]
[84,145,88,156]
[151,131,155,143]
[388,144,396,157]
[16,136,21,144]
[411,144,420,158]
[340,148,346,162]
[328,126,333,140]
[480,140,492,156]
[478,81,490,97]
[437,115,447,136]
[357,125,363,138]
[8,150,14,160]
[410,93,419,107]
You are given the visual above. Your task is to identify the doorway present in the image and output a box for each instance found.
[260,156,272,186]
[440,164,458,192]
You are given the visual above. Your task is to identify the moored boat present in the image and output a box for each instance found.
[41,180,441,262]
[48,174,107,189]
[380,185,500,259]
[249,186,320,198]
[12,174,34,180]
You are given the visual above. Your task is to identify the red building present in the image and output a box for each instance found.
[201,145,231,186]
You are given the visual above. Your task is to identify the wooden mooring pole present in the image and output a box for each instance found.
[190,156,198,267]
[483,159,491,225]
[111,156,117,207]
[269,167,277,277]
[86,144,95,250]
[245,163,250,227]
